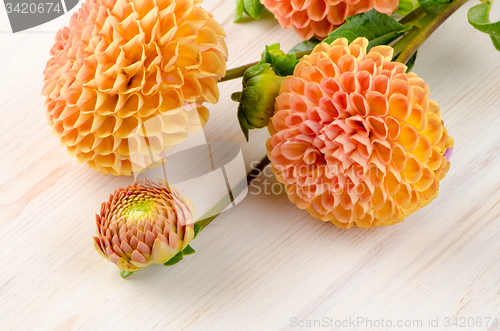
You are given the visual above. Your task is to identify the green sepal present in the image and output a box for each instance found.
[164,250,183,266]
[288,38,321,53]
[243,0,265,19]
[193,223,202,239]
[237,106,250,141]
[183,245,196,255]
[234,0,244,22]
[323,9,412,51]
[243,63,270,83]
[417,0,451,14]
[261,43,281,63]
[260,44,297,76]
[468,1,500,51]
[240,86,260,104]
[405,51,418,73]
[395,0,419,16]
[234,0,266,22]
[120,271,134,278]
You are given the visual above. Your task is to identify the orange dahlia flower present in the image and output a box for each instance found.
[261,0,398,40]
[42,0,227,176]
[266,37,453,228]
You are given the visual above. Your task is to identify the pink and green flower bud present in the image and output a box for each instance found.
[93,180,199,278]
[233,63,285,141]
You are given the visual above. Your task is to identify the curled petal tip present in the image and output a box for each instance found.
[443,147,453,162]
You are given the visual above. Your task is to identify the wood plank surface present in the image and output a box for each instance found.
[1,0,500,330]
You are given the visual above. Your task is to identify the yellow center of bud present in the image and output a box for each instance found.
[124,200,154,219]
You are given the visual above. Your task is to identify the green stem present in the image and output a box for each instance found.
[222,63,256,82]
[399,7,426,25]
[221,50,311,82]
[396,0,470,64]
[391,27,421,59]
[231,91,242,102]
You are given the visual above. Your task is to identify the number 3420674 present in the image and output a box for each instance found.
[444,317,499,328]
[5,2,62,14]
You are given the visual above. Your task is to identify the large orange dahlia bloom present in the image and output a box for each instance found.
[266,37,453,228]
[261,0,398,40]
[42,0,227,176]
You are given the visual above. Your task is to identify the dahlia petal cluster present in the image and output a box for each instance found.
[93,180,195,272]
[42,0,227,176]
[266,37,453,228]
[260,0,399,39]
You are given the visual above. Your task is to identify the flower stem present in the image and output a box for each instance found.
[231,91,242,102]
[391,26,421,59]
[222,62,257,82]
[396,0,470,64]
[399,7,426,25]
[221,50,311,82]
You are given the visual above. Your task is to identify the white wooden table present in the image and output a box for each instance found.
[1,0,500,330]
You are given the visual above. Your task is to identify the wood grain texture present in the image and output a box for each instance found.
[1,0,500,330]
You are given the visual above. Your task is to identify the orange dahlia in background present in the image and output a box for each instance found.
[42,0,227,176]
[266,37,453,228]
[261,0,398,39]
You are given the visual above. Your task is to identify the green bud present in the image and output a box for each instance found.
[260,44,298,76]
[232,63,285,141]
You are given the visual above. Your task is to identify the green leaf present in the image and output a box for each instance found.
[323,9,412,50]
[468,1,500,51]
[491,35,500,50]
[395,0,419,16]
[405,51,418,72]
[243,0,265,19]
[193,223,202,239]
[237,106,250,141]
[288,38,321,53]
[120,271,134,278]
[418,0,451,15]
[183,245,196,255]
[234,0,244,23]
[164,251,183,266]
